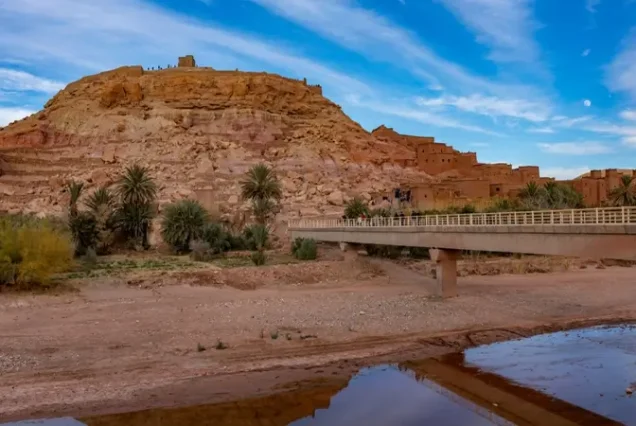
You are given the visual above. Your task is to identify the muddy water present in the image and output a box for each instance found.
[4,325,635,426]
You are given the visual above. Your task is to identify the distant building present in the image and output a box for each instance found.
[178,55,196,68]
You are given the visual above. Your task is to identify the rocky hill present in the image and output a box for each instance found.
[0,64,427,222]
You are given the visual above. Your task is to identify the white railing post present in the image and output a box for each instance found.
[622,207,626,224]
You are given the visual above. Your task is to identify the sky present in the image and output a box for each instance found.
[0,0,635,179]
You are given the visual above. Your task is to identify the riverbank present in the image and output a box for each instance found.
[1,256,636,421]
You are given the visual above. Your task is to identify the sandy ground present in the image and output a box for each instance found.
[1,256,636,421]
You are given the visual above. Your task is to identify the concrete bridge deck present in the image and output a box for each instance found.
[289,207,636,298]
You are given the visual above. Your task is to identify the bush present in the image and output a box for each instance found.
[243,224,269,251]
[0,220,73,289]
[189,240,213,262]
[68,212,99,256]
[365,244,403,259]
[201,222,231,254]
[161,200,210,252]
[291,238,317,260]
[408,247,430,259]
[344,197,370,219]
[251,251,266,266]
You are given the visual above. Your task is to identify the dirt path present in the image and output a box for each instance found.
[1,260,635,421]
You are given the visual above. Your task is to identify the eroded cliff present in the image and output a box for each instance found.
[0,65,425,220]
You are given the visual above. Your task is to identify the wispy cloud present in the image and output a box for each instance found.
[542,166,590,180]
[606,28,636,100]
[0,107,36,127]
[0,0,369,97]
[346,95,502,136]
[415,94,551,122]
[620,109,636,121]
[249,0,550,100]
[583,122,636,146]
[552,115,594,128]
[0,68,65,93]
[582,48,591,57]
[435,0,544,68]
[537,141,612,155]
[528,127,555,134]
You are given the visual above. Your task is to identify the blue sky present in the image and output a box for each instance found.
[1,0,635,179]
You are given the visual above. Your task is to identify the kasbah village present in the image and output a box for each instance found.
[1,55,636,423]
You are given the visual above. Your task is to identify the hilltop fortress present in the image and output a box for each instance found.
[0,56,629,220]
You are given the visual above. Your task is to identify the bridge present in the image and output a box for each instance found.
[288,207,636,298]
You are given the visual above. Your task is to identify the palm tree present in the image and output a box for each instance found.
[117,165,157,206]
[86,187,116,214]
[519,182,540,199]
[66,181,84,217]
[116,165,157,249]
[251,197,276,225]
[344,197,369,219]
[240,164,282,202]
[241,164,282,225]
[609,175,636,206]
[86,187,117,254]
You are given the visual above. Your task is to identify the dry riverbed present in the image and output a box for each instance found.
[1,252,635,421]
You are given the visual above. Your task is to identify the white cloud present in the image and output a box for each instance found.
[528,127,555,134]
[346,95,502,136]
[542,166,590,180]
[620,110,636,121]
[606,28,636,100]
[415,94,551,122]
[0,68,65,93]
[583,122,636,146]
[435,0,543,67]
[249,0,550,100]
[554,115,594,128]
[583,99,592,107]
[537,141,612,155]
[0,107,36,127]
[0,0,369,97]
[582,48,591,57]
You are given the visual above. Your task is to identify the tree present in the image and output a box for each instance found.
[161,200,210,252]
[240,164,282,202]
[344,197,369,219]
[240,164,281,225]
[66,181,84,218]
[609,175,636,206]
[117,165,157,206]
[115,165,157,249]
[85,187,116,254]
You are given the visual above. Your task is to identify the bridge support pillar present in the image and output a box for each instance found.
[429,249,459,298]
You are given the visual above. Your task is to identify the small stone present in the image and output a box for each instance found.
[626,387,633,395]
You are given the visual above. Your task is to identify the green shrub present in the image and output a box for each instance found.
[365,244,403,259]
[408,247,430,259]
[227,233,247,251]
[0,220,73,289]
[251,251,266,266]
[115,202,156,250]
[189,240,213,262]
[292,238,317,260]
[201,222,231,254]
[68,212,99,256]
[243,224,269,251]
[344,197,370,219]
[161,200,209,252]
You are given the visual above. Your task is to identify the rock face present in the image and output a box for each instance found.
[0,64,425,222]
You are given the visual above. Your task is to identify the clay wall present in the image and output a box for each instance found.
[178,55,196,68]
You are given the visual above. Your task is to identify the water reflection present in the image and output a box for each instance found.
[462,324,636,425]
[5,325,635,426]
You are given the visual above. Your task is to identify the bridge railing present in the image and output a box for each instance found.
[289,207,636,229]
